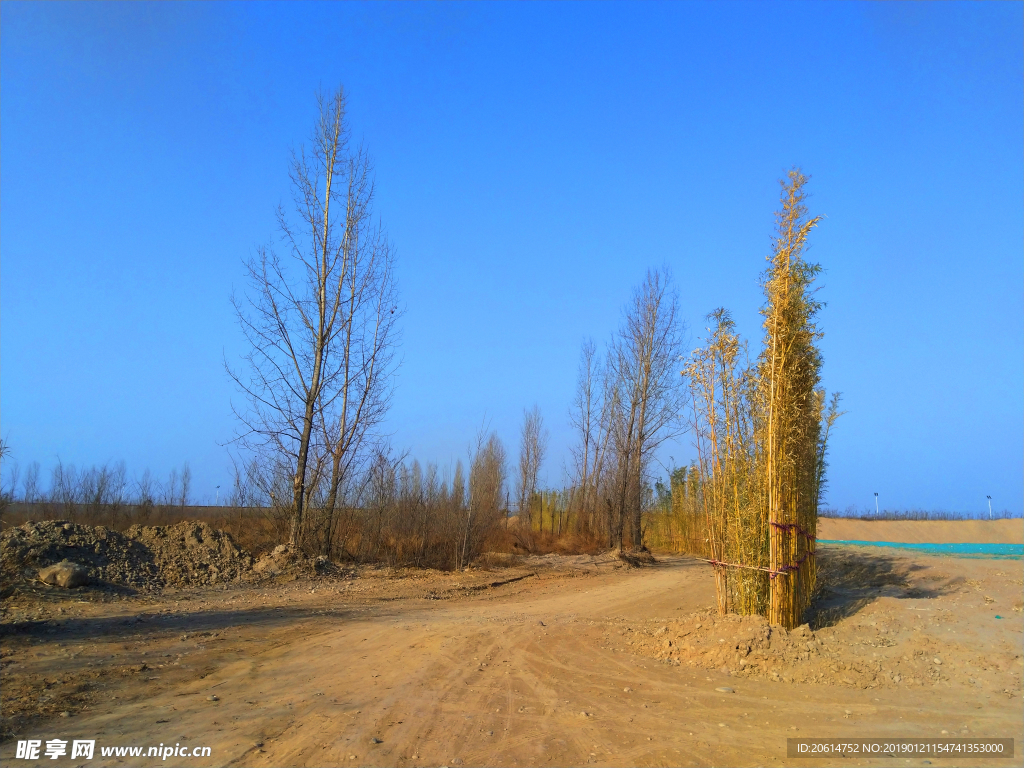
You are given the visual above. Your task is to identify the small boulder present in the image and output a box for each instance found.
[38,560,89,588]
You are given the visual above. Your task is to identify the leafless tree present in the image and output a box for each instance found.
[0,439,14,515]
[230,86,400,549]
[161,467,181,508]
[463,430,506,568]
[515,405,548,534]
[314,136,401,558]
[179,463,192,508]
[22,462,41,504]
[607,268,686,550]
[134,469,157,521]
[50,459,80,521]
[568,339,615,537]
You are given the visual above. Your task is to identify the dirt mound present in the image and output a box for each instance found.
[613,548,657,567]
[0,520,161,588]
[629,609,957,689]
[253,544,337,578]
[0,520,253,591]
[126,521,253,587]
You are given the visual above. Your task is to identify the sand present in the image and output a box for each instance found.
[818,518,1023,545]
[1,533,1021,767]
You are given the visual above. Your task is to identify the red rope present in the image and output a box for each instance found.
[697,550,816,579]
[697,557,788,576]
[769,521,817,541]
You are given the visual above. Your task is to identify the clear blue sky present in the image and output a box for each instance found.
[2,1,1021,514]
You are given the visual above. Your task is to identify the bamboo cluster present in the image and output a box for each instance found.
[680,170,840,629]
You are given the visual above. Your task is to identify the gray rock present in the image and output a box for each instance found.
[38,560,89,588]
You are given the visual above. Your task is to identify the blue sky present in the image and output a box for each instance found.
[2,1,1021,514]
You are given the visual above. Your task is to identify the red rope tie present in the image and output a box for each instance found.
[769,521,817,541]
[696,557,788,576]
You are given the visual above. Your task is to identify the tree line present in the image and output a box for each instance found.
[0,455,196,529]
[1,86,840,627]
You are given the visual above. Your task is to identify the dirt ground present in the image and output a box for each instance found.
[1,542,1022,767]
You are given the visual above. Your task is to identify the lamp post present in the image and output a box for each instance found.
[874,492,879,517]
[986,495,992,520]
[215,485,221,505]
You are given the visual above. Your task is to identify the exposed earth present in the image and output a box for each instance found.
[1,520,1021,767]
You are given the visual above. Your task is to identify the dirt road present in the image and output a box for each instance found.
[2,551,1021,767]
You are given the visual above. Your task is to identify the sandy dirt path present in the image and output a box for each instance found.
[3,553,1022,767]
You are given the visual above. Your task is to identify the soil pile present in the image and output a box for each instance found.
[127,521,253,587]
[629,609,976,690]
[0,520,252,590]
[0,520,160,588]
[253,544,336,578]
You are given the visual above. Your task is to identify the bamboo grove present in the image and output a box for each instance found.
[676,170,842,628]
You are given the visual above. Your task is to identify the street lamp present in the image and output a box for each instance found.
[215,485,221,505]
[986,495,992,520]
[874,492,879,517]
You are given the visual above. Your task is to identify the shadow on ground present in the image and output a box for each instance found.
[0,601,368,642]
[806,546,952,629]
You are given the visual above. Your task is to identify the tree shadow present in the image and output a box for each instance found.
[805,546,953,630]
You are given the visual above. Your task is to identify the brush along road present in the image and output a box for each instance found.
[2,549,1021,767]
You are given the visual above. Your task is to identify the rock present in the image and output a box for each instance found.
[207,695,219,702]
[371,737,383,744]
[933,658,942,665]
[38,560,89,588]
[715,687,735,693]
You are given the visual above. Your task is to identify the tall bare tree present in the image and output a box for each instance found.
[22,462,41,504]
[608,268,685,550]
[463,430,506,568]
[516,405,548,533]
[0,439,13,517]
[568,339,614,537]
[230,86,400,549]
[315,139,401,557]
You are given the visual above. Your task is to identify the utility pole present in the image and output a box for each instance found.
[874,492,879,517]
[215,485,221,505]
[986,495,992,520]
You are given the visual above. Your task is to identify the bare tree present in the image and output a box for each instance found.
[314,132,401,558]
[0,439,14,516]
[463,430,507,568]
[22,462,41,504]
[568,339,614,537]
[179,463,192,508]
[135,468,157,520]
[608,268,685,550]
[230,86,400,550]
[515,405,548,534]
[50,459,80,521]
[162,467,180,508]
